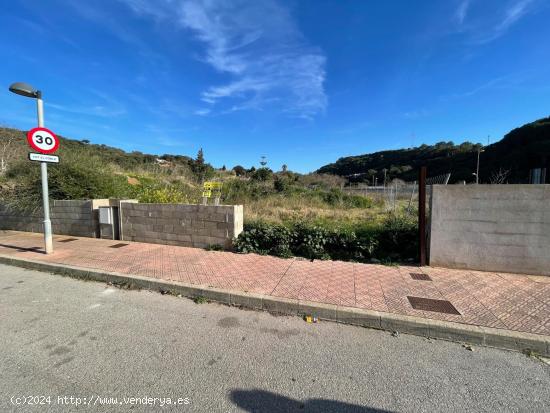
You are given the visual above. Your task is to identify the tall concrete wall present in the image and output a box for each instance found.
[121,203,243,249]
[0,200,98,237]
[429,185,550,276]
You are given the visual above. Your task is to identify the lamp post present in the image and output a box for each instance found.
[474,146,485,184]
[9,82,53,254]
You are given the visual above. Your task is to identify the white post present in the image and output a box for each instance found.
[476,149,481,184]
[36,93,53,254]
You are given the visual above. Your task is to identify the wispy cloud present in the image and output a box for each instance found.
[403,109,431,120]
[444,73,530,100]
[120,0,327,118]
[475,0,536,43]
[47,102,126,118]
[454,0,470,26]
[47,89,127,118]
[453,0,540,44]
[194,108,211,116]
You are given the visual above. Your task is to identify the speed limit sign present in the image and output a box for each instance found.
[27,127,59,154]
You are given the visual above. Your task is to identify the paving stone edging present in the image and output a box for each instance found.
[1,254,548,357]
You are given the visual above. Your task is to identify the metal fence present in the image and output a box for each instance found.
[343,172,452,214]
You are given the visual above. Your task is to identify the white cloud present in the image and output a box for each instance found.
[194,108,211,116]
[120,0,327,118]
[465,0,539,44]
[455,0,470,25]
[495,0,534,33]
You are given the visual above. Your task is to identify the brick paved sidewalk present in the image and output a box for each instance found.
[1,230,548,336]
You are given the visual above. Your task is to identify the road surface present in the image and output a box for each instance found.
[0,263,548,412]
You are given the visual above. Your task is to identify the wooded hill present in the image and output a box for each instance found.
[317,117,550,183]
[0,126,196,171]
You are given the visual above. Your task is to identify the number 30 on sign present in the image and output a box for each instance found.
[27,127,60,154]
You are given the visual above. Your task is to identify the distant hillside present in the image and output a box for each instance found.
[317,117,550,183]
[0,127,195,171]
[0,127,215,206]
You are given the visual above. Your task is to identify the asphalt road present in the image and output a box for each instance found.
[0,263,549,413]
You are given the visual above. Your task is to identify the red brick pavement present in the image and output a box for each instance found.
[1,230,549,336]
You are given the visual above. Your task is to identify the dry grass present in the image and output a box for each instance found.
[243,195,389,228]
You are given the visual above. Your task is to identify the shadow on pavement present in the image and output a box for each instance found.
[230,389,391,413]
[0,243,43,253]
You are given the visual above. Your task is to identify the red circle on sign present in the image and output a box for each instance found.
[27,127,60,154]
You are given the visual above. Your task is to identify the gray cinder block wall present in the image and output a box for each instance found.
[121,203,244,249]
[429,184,550,276]
[0,200,98,237]
[0,205,43,233]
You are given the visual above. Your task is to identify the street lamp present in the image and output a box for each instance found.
[474,146,485,184]
[9,82,53,254]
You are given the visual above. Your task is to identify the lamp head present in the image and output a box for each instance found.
[9,82,39,98]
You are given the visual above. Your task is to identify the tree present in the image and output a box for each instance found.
[192,148,208,181]
[251,168,272,181]
[221,165,226,171]
[232,165,246,176]
[196,148,205,165]
[281,164,288,172]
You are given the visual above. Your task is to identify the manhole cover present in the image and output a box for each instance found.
[109,243,129,248]
[410,272,432,281]
[407,296,461,315]
[58,238,78,243]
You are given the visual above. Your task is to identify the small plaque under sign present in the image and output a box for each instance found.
[28,153,59,163]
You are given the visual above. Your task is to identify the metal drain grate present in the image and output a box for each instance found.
[410,272,432,281]
[58,238,78,243]
[109,243,129,248]
[407,296,461,315]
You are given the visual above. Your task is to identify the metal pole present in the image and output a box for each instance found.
[36,92,53,254]
[476,149,481,184]
[418,166,427,266]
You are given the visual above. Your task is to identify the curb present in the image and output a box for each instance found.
[1,254,548,357]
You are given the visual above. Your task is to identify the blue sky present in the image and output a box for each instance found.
[1,0,549,172]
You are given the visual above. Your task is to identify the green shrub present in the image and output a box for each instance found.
[234,216,413,263]
[4,154,131,207]
[325,229,377,262]
[292,223,330,260]
[132,185,188,203]
[273,176,290,192]
[251,167,273,182]
[355,213,418,261]
[233,222,293,257]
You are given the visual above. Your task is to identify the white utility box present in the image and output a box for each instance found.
[99,206,113,225]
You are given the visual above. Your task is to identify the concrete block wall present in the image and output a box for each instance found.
[121,203,244,249]
[50,200,97,237]
[0,205,43,233]
[429,184,550,276]
[0,200,98,237]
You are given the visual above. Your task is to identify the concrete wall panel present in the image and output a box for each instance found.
[120,203,243,249]
[0,200,97,237]
[429,185,550,275]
